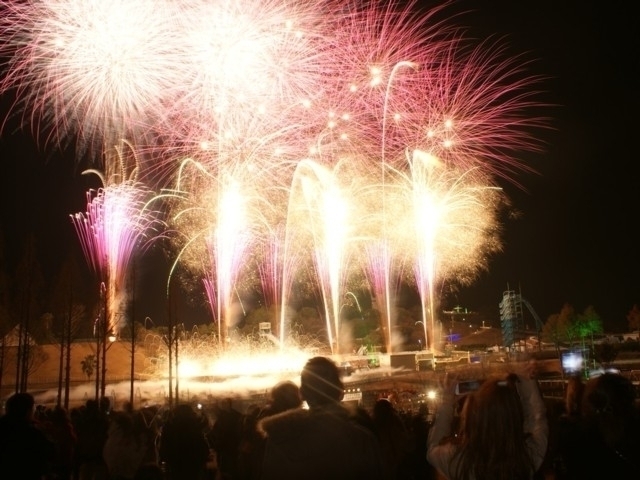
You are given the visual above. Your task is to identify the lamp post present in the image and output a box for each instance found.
[415,321,427,351]
[101,328,116,400]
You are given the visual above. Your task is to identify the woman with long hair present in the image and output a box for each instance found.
[427,371,548,480]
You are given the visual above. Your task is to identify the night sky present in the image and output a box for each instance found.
[0,0,638,331]
[448,0,640,330]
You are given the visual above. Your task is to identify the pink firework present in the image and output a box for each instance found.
[310,0,547,181]
[70,182,161,333]
[364,240,396,354]
[0,0,546,180]
[257,226,301,344]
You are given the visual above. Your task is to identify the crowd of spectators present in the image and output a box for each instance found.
[1,356,639,479]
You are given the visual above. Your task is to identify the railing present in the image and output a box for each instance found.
[538,379,566,399]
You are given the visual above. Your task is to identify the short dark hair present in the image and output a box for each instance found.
[5,392,35,419]
[583,372,636,417]
[270,380,302,412]
[300,356,344,407]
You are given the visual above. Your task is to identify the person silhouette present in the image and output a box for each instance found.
[238,381,303,480]
[371,398,411,479]
[427,372,548,480]
[259,356,383,480]
[0,392,55,480]
[159,403,210,480]
[555,372,640,479]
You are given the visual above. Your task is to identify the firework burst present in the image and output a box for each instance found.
[1,0,547,356]
[70,178,162,333]
[0,0,184,152]
[1,0,545,179]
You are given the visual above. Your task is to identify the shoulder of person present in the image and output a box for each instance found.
[258,408,310,437]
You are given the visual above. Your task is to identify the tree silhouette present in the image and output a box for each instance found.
[81,354,96,381]
[49,255,87,408]
[557,304,578,347]
[541,313,568,354]
[0,232,12,396]
[572,306,603,353]
[13,235,45,392]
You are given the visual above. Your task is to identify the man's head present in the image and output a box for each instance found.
[300,356,344,407]
[4,392,35,420]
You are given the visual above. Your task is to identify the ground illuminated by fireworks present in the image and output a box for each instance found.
[1,0,546,380]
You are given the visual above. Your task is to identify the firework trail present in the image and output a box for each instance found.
[256,226,302,345]
[288,160,359,353]
[160,0,332,160]
[397,150,503,349]
[364,240,395,354]
[205,177,253,341]
[70,180,161,333]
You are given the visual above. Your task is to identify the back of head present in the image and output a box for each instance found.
[5,393,35,420]
[300,356,344,407]
[166,403,201,435]
[51,405,70,424]
[373,398,396,420]
[576,371,640,477]
[582,373,635,419]
[111,410,134,433]
[85,399,99,413]
[270,380,302,413]
[457,377,531,479]
[460,378,524,444]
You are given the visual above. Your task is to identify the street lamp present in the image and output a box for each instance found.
[415,321,427,351]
